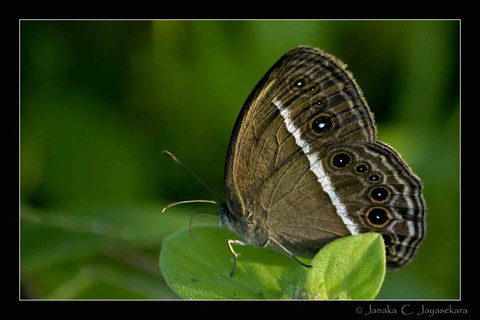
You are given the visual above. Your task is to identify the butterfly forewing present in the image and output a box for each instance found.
[225,46,375,214]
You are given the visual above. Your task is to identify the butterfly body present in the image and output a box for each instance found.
[219,46,426,269]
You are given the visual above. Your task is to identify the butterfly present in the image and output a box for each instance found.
[165,46,426,276]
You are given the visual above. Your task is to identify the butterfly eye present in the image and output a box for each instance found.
[314,96,326,106]
[369,186,391,203]
[365,207,392,228]
[331,152,352,168]
[294,79,306,88]
[368,173,382,182]
[310,114,332,134]
[354,163,369,174]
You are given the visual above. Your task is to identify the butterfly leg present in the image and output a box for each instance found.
[227,239,248,277]
[268,236,312,268]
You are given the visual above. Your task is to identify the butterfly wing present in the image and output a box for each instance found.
[296,140,427,268]
[223,46,426,268]
[225,46,376,216]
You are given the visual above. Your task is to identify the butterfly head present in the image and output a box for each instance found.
[219,203,237,231]
[219,202,270,248]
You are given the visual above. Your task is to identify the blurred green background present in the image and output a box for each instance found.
[20,20,459,299]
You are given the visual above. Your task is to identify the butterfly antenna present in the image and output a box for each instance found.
[162,150,223,205]
[161,199,218,213]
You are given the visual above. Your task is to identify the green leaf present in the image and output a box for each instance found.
[303,233,386,300]
[159,225,386,300]
[159,224,304,299]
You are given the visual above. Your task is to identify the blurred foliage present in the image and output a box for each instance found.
[20,20,459,299]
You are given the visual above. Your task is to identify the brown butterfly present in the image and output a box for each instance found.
[166,46,426,276]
